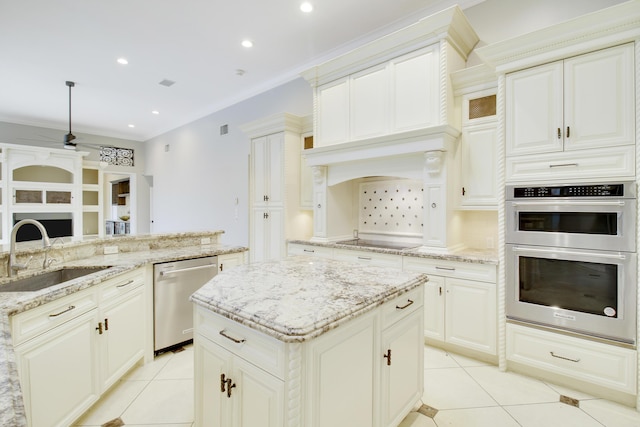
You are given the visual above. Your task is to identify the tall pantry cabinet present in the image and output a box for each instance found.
[241,113,311,262]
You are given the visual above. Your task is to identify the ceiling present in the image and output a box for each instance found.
[0,0,482,142]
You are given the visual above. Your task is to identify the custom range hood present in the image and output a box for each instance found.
[301,5,479,183]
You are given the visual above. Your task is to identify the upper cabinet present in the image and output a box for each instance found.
[302,5,478,153]
[506,44,634,157]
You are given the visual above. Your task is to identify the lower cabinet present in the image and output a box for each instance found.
[194,335,284,427]
[218,251,247,272]
[404,257,497,356]
[12,267,148,427]
[14,308,100,427]
[194,285,424,427]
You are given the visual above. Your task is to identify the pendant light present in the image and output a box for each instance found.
[64,80,77,149]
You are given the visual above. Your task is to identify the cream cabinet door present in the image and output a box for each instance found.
[445,277,496,355]
[563,43,634,151]
[423,274,445,342]
[391,46,439,132]
[232,355,284,427]
[506,61,563,156]
[218,252,246,272]
[317,78,350,147]
[350,64,389,140]
[251,207,284,262]
[15,308,100,427]
[251,133,284,206]
[459,123,498,208]
[194,335,229,427]
[380,310,424,427]
[99,284,146,390]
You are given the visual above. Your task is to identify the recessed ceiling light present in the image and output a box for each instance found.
[241,40,253,48]
[300,2,313,13]
[117,58,129,65]
[152,110,160,115]
[128,124,135,128]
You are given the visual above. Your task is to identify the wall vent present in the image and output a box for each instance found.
[220,124,229,135]
[158,79,176,87]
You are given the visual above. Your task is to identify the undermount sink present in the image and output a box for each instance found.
[0,267,109,293]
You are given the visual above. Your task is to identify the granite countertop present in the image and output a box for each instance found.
[288,239,499,264]
[0,239,247,427]
[191,256,428,342]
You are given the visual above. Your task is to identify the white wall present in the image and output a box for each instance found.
[144,78,312,246]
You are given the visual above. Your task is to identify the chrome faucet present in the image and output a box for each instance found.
[9,219,51,277]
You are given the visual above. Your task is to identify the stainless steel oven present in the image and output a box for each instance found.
[506,182,637,344]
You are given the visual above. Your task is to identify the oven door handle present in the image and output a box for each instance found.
[510,246,628,260]
[510,200,627,207]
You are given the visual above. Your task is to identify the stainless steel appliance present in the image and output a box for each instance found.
[505,182,637,344]
[154,256,218,354]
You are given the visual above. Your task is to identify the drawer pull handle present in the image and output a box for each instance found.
[220,330,246,344]
[357,256,372,261]
[303,249,315,253]
[396,299,414,310]
[549,163,578,168]
[117,280,135,288]
[49,305,76,318]
[435,266,455,271]
[550,351,580,363]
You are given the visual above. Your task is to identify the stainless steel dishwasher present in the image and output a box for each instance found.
[154,256,218,354]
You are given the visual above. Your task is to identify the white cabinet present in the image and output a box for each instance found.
[12,267,148,427]
[459,123,498,208]
[507,323,637,395]
[403,257,497,355]
[218,251,247,273]
[316,46,441,147]
[194,334,284,427]
[332,248,403,269]
[97,269,146,390]
[14,307,100,427]
[506,44,634,157]
[287,242,333,258]
[194,286,424,427]
[242,114,310,263]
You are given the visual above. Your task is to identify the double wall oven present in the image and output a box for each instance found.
[506,182,637,344]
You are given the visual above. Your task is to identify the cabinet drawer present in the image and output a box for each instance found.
[507,324,637,394]
[99,268,145,302]
[506,145,635,182]
[402,257,496,283]
[382,286,424,329]
[195,306,286,379]
[333,248,403,269]
[287,243,333,259]
[11,287,98,346]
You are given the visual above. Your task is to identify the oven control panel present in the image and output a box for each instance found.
[511,183,626,198]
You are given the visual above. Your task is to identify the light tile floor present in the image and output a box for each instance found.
[73,344,640,427]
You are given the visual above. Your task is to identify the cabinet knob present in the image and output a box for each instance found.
[96,322,103,335]
[557,128,562,139]
[226,378,236,398]
[383,349,392,366]
[219,263,224,272]
[431,203,437,208]
[566,126,571,138]
[461,187,466,196]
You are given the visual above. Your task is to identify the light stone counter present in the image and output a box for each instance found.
[0,232,247,427]
[288,239,499,264]
[191,256,428,342]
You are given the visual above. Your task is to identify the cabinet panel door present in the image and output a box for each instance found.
[100,286,146,390]
[506,62,563,156]
[233,356,284,427]
[15,309,100,427]
[381,310,424,427]
[251,136,269,206]
[194,336,228,427]
[424,184,444,247]
[564,44,634,151]
[350,65,389,140]
[266,133,284,205]
[317,78,350,147]
[423,275,445,341]
[445,278,496,355]
[392,47,439,132]
[459,123,498,208]
[306,313,376,427]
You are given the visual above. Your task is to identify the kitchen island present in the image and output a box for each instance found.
[191,256,428,427]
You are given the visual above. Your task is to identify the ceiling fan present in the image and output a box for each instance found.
[63,80,77,149]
